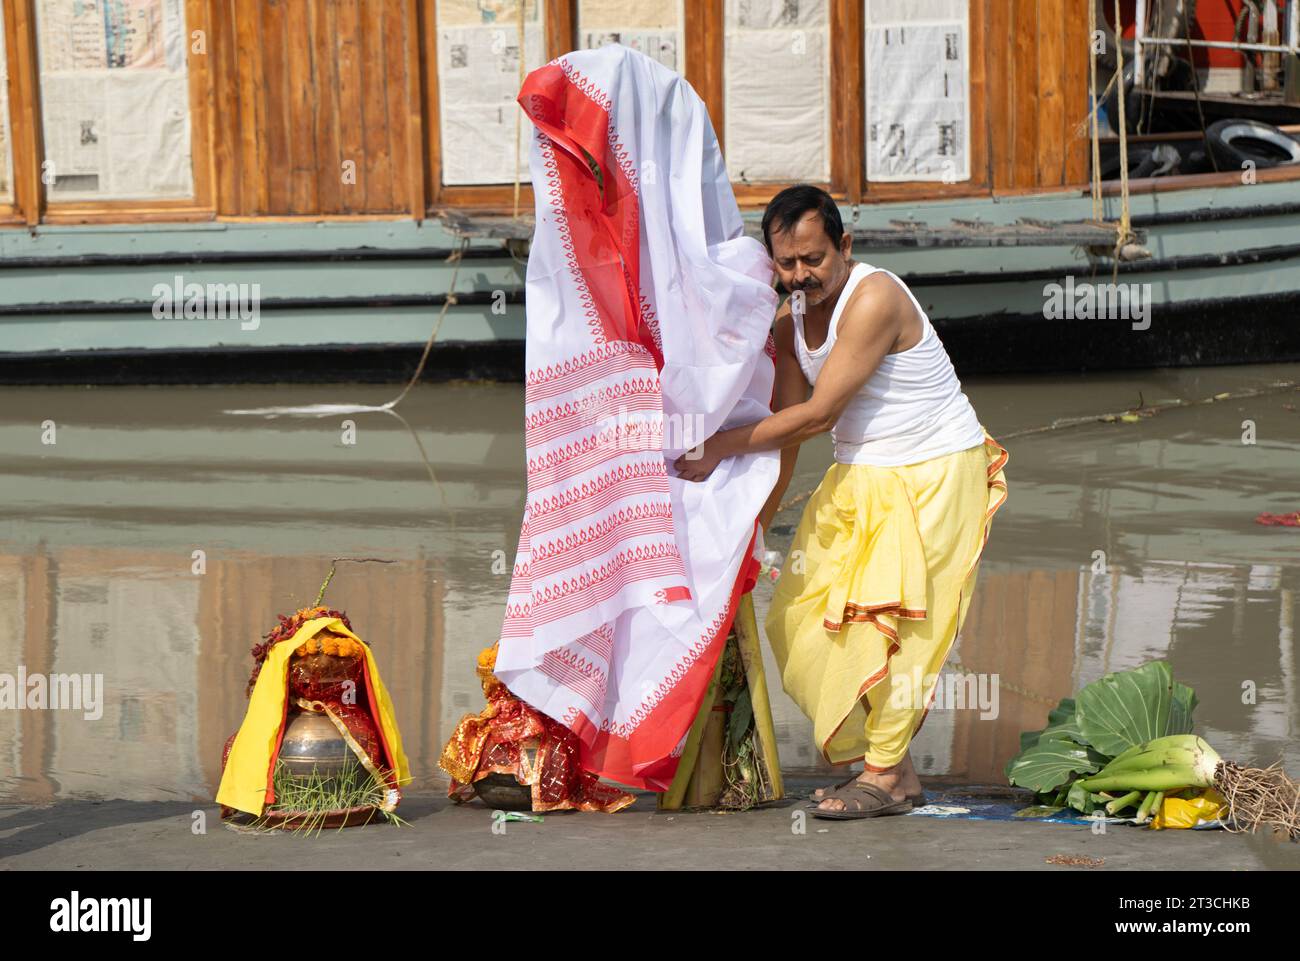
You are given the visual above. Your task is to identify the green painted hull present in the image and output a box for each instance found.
[2,178,1298,379]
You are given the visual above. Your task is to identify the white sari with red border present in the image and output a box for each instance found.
[494,43,780,791]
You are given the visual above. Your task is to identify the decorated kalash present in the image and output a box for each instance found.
[439,591,782,814]
[217,603,411,832]
[439,642,637,813]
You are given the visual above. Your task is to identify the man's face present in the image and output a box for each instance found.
[768,211,851,309]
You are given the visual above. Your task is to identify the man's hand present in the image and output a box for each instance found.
[673,435,725,482]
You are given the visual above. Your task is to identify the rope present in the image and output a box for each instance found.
[512,0,527,219]
[1183,1,1220,172]
[220,236,469,420]
[381,236,469,411]
[1111,0,1136,278]
[1084,7,1127,251]
[946,662,1060,708]
[772,380,1298,515]
[1089,0,1104,223]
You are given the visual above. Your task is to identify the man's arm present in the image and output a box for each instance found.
[757,312,807,533]
[674,274,910,479]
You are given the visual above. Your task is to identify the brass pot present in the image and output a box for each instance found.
[278,710,352,778]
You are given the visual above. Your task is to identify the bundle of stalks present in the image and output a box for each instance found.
[660,593,783,812]
[1007,662,1300,837]
[1072,735,1300,836]
[716,635,769,811]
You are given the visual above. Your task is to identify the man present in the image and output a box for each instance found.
[674,185,1009,819]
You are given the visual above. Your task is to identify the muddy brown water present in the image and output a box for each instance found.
[1,365,1297,841]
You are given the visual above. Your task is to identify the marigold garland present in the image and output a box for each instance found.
[293,630,365,659]
[246,604,358,697]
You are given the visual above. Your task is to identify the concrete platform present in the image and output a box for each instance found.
[3,777,1295,871]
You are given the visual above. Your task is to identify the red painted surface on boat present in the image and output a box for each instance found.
[1110,0,1293,70]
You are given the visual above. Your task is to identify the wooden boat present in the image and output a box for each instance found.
[0,1,1296,381]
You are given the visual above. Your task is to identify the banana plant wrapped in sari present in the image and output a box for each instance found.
[494,43,782,793]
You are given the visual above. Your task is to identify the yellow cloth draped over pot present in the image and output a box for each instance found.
[216,616,410,817]
[765,433,1008,770]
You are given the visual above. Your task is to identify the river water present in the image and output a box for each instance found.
[1,364,1297,838]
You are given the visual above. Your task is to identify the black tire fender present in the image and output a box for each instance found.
[1206,119,1300,170]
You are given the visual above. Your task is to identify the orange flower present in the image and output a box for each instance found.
[293,629,363,659]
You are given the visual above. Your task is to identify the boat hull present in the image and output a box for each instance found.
[2,178,1297,380]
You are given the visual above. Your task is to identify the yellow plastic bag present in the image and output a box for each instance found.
[1150,788,1228,830]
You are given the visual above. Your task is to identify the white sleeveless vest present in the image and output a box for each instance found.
[791,262,986,467]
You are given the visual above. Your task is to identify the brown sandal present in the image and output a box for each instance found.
[807,774,859,804]
[809,778,926,808]
[810,780,914,820]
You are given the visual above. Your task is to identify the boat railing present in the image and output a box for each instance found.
[1130,0,1300,82]
[1137,37,1298,56]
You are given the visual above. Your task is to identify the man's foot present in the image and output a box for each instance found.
[815,769,908,813]
[808,774,857,803]
[811,777,913,819]
[813,753,925,811]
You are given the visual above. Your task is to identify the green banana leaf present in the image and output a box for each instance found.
[1016,697,1087,753]
[1075,660,1197,757]
[1169,681,1198,736]
[1005,698,1091,780]
[1004,660,1200,791]
[727,687,753,754]
[1039,700,1090,748]
[1006,738,1101,794]
[1066,780,1094,814]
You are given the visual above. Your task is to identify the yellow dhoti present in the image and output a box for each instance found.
[764,432,1008,770]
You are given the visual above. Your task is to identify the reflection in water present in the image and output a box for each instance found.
[0,366,1297,803]
[914,560,1300,786]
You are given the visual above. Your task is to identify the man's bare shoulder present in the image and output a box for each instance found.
[837,271,917,347]
[843,271,912,319]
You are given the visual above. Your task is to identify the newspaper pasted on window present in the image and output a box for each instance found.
[579,0,683,74]
[37,0,192,201]
[865,0,970,183]
[724,0,830,185]
[437,0,547,186]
